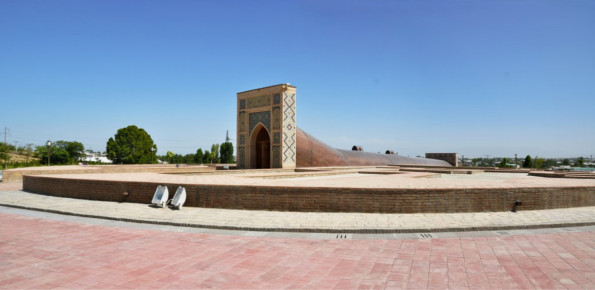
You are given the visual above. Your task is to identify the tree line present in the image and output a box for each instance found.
[470,155,589,169]
[0,140,85,168]
[105,125,234,165]
[1,125,235,168]
[159,142,234,165]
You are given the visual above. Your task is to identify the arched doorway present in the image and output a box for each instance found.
[250,125,271,169]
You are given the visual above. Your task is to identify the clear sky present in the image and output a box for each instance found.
[1,0,593,158]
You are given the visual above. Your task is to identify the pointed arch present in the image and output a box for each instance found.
[249,123,271,169]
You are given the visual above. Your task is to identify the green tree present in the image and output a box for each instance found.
[195,148,204,164]
[60,141,84,163]
[210,144,220,164]
[0,142,9,168]
[106,125,157,164]
[171,154,184,164]
[543,159,557,168]
[220,142,234,164]
[35,145,68,165]
[498,158,508,168]
[24,144,34,163]
[166,151,175,163]
[183,154,196,164]
[34,140,84,165]
[562,159,570,166]
[522,155,532,168]
[576,157,585,167]
[535,158,545,169]
[203,150,212,163]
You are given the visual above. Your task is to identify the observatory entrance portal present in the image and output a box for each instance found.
[237,84,296,169]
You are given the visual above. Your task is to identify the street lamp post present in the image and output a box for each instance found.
[46,140,51,166]
[151,147,156,164]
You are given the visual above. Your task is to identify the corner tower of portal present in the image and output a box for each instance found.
[236,84,296,169]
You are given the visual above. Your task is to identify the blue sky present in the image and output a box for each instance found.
[1,0,593,158]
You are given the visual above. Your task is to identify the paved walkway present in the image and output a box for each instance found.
[1,210,594,289]
[1,190,594,233]
[1,183,595,288]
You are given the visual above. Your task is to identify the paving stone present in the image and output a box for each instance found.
[0,190,593,233]
[1,177,594,288]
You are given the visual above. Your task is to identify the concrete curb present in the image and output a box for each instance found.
[2,202,594,234]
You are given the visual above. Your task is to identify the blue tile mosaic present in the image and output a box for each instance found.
[249,111,271,134]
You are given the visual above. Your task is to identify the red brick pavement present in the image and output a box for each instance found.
[0,212,594,289]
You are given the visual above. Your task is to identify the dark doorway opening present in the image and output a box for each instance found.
[251,126,270,169]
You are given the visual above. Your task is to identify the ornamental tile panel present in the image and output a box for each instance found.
[282,91,297,164]
[272,107,281,130]
[247,95,271,109]
[249,111,271,134]
[238,146,245,168]
[272,145,282,168]
[238,111,246,133]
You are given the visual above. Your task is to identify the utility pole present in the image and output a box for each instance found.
[225,130,231,143]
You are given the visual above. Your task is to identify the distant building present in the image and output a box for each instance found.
[80,152,112,164]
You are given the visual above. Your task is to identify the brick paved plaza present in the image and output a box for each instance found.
[0,173,595,289]
[0,209,594,289]
[1,178,595,289]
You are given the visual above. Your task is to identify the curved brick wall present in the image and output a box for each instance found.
[23,175,595,213]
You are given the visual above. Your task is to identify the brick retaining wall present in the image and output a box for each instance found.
[23,175,595,213]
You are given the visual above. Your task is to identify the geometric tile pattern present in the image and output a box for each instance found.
[272,107,281,130]
[237,146,245,167]
[273,132,280,144]
[272,145,281,168]
[282,91,296,165]
[238,111,246,133]
[247,95,271,109]
[249,111,270,135]
[273,93,281,104]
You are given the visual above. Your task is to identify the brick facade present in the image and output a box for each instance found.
[23,175,595,213]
